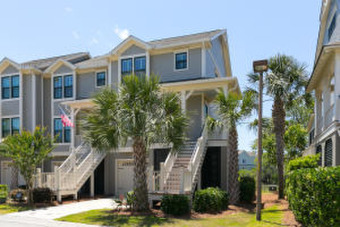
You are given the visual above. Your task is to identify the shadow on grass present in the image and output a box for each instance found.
[84,210,174,227]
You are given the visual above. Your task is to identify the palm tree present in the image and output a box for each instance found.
[249,54,308,199]
[82,75,187,211]
[209,90,255,204]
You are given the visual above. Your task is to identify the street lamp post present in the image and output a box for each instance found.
[253,60,268,221]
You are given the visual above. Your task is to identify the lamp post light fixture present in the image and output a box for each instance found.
[253,59,268,221]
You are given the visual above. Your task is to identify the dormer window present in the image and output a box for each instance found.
[121,58,132,76]
[175,51,188,70]
[53,74,73,99]
[121,56,146,79]
[134,57,146,74]
[328,14,336,41]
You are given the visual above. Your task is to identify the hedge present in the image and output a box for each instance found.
[161,194,190,215]
[193,187,228,213]
[32,188,53,203]
[286,154,319,172]
[239,176,255,203]
[286,166,340,226]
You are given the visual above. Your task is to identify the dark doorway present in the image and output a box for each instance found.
[201,147,221,189]
[154,149,170,171]
[94,159,105,195]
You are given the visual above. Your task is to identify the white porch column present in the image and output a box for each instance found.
[71,108,80,149]
[181,90,186,113]
[334,52,340,121]
[90,173,95,197]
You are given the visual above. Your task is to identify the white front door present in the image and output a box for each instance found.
[1,161,25,189]
[116,160,134,196]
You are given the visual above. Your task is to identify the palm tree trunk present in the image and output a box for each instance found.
[272,97,285,199]
[132,137,149,211]
[228,125,239,204]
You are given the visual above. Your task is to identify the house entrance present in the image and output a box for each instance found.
[201,147,221,189]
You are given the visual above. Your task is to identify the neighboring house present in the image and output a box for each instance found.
[304,0,340,166]
[0,29,240,203]
[238,150,255,170]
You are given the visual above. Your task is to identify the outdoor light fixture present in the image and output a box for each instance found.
[253,60,268,73]
[253,59,268,222]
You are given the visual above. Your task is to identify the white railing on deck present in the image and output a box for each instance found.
[160,151,177,190]
[324,105,334,129]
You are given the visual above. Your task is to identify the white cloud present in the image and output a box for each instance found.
[65,7,73,13]
[91,38,99,44]
[72,31,80,40]
[114,26,130,40]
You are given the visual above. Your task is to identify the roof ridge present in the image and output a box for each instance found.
[21,52,89,64]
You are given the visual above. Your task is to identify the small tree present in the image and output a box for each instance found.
[0,127,55,205]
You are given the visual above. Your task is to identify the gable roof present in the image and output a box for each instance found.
[21,52,90,71]
[148,29,225,48]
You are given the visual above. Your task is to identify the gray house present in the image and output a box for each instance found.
[238,150,255,170]
[0,29,240,203]
[304,0,340,166]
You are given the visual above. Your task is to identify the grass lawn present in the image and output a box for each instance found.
[0,203,33,215]
[56,205,284,227]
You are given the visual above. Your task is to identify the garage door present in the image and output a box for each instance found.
[1,162,25,189]
[116,160,134,196]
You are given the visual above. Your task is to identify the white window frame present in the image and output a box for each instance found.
[174,49,189,72]
[95,70,108,88]
[0,115,20,139]
[0,73,20,101]
[53,117,71,145]
[119,54,147,82]
[52,73,75,101]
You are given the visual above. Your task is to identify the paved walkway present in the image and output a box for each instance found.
[0,198,116,227]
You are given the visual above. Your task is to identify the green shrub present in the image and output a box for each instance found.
[286,166,340,226]
[239,176,255,203]
[161,194,190,215]
[32,188,53,203]
[286,154,319,172]
[0,184,8,199]
[126,190,136,209]
[193,187,228,213]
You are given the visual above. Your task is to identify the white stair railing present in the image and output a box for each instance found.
[160,151,177,191]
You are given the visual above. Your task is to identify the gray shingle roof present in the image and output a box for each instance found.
[21,52,90,70]
[148,29,224,48]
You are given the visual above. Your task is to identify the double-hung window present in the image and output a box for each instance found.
[53,75,73,99]
[2,117,20,138]
[121,58,133,76]
[134,57,146,76]
[1,75,19,99]
[96,71,106,87]
[175,52,188,70]
[54,118,70,143]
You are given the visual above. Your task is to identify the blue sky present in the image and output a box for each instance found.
[0,0,321,151]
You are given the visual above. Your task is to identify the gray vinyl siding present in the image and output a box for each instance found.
[36,75,43,126]
[121,45,146,56]
[53,101,64,116]
[186,94,202,139]
[205,49,216,78]
[53,144,70,153]
[1,100,19,116]
[151,48,202,83]
[43,78,51,132]
[44,157,67,172]
[210,37,226,77]
[2,65,19,75]
[54,65,73,75]
[77,72,100,99]
[104,152,133,196]
[23,75,33,131]
[111,61,119,90]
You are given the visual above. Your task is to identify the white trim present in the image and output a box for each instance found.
[52,115,72,145]
[32,74,36,129]
[41,75,44,127]
[146,51,150,78]
[174,49,189,72]
[108,60,112,86]
[119,53,147,83]
[94,70,108,88]
[44,59,76,74]
[19,72,23,131]
[110,35,151,55]
[51,161,64,172]
[0,115,21,138]
[118,55,121,85]
[201,94,205,124]
[51,72,76,101]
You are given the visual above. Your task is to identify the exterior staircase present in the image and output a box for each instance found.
[35,143,105,202]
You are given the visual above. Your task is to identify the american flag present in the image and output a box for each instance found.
[59,106,74,127]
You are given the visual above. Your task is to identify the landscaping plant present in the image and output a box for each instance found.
[193,187,229,213]
[239,176,256,203]
[161,194,190,215]
[0,184,8,204]
[32,188,53,204]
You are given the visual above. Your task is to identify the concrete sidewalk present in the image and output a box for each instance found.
[0,198,116,227]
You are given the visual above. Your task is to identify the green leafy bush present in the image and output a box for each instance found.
[286,154,319,172]
[126,190,136,209]
[286,166,340,226]
[193,187,228,213]
[0,184,8,203]
[32,188,53,203]
[161,194,190,215]
[239,176,255,203]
